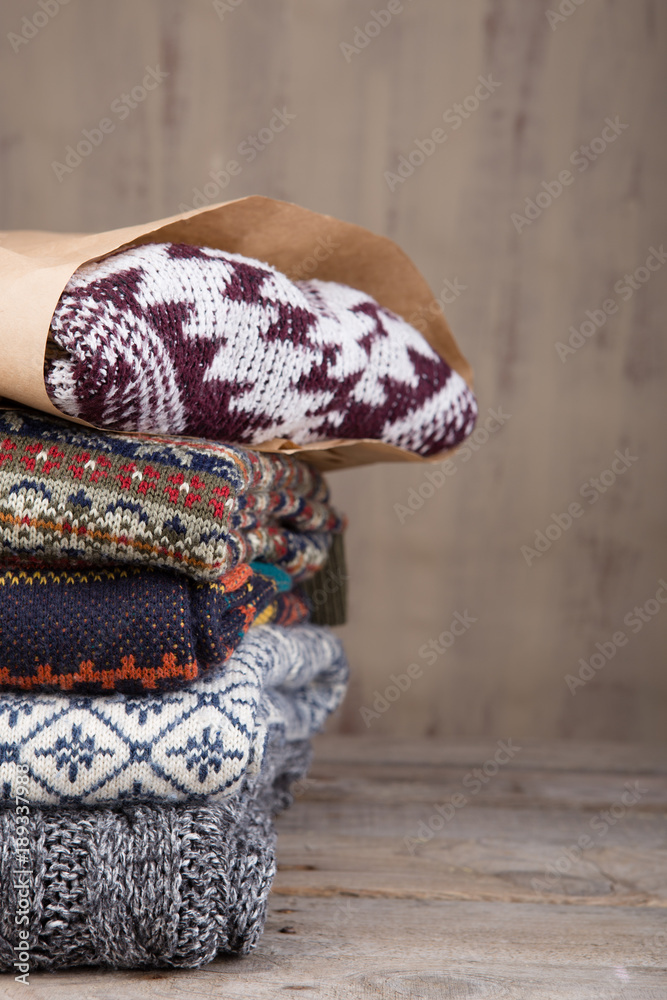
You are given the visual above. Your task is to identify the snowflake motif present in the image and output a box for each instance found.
[34,724,115,783]
[165,726,233,783]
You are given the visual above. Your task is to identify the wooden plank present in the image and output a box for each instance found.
[15,898,667,999]
[311,735,667,774]
[275,833,667,908]
[298,767,667,811]
[275,764,667,908]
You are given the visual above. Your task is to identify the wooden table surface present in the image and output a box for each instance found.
[10,736,667,999]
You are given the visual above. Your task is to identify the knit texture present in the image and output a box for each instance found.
[0,735,310,970]
[255,589,309,627]
[299,530,348,626]
[0,563,280,694]
[45,243,478,457]
[0,625,347,804]
[0,408,343,582]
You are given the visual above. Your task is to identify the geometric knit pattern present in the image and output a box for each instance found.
[45,243,478,457]
[0,563,280,694]
[255,588,310,628]
[0,735,310,970]
[0,625,347,805]
[0,408,343,582]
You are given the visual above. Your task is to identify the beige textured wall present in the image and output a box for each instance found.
[1,0,665,741]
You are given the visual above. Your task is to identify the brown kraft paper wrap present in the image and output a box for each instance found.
[0,196,473,471]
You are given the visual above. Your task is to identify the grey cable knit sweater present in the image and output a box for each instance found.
[0,735,310,971]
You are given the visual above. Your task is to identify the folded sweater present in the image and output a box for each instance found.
[254,588,309,627]
[1,735,310,970]
[0,624,347,804]
[0,561,313,694]
[45,242,478,457]
[0,408,343,582]
[0,562,272,693]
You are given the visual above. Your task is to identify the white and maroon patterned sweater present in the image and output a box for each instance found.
[46,243,477,457]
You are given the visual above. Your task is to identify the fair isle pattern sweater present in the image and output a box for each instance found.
[0,409,342,582]
[0,625,347,805]
[0,562,313,694]
[45,243,478,457]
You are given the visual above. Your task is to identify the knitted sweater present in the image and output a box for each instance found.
[0,624,347,804]
[0,562,311,694]
[45,242,478,457]
[254,588,309,627]
[1,735,310,970]
[0,409,343,582]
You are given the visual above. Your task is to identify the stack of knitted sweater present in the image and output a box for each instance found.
[0,243,477,972]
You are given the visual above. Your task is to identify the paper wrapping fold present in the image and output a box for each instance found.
[0,196,473,471]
